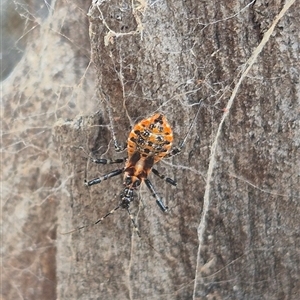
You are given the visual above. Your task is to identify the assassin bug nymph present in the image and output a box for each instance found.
[64,106,201,236]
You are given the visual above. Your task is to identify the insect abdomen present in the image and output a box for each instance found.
[127,113,173,163]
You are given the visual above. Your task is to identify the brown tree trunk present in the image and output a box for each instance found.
[3,0,299,299]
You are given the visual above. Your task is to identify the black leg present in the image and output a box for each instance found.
[85,168,124,186]
[105,95,127,152]
[151,168,177,186]
[144,178,168,212]
[165,144,183,158]
[91,157,127,165]
[166,101,202,159]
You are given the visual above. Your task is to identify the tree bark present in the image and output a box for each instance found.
[3,0,299,299]
[2,1,95,299]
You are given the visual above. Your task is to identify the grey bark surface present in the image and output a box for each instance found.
[2,0,299,300]
[2,1,96,299]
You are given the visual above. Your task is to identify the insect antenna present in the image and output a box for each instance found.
[61,205,141,236]
[60,205,121,235]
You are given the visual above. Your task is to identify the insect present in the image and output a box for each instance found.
[64,106,201,236]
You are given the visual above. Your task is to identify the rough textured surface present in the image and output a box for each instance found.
[2,0,299,299]
[2,1,95,299]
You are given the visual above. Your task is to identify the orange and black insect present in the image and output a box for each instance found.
[123,113,175,210]
[65,107,201,236]
[81,114,177,235]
